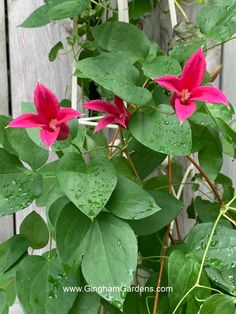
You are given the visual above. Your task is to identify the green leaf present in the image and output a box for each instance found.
[186,223,236,295]
[56,203,91,272]
[82,213,137,309]
[129,188,183,236]
[0,268,16,307]
[129,106,192,156]
[196,0,236,41]
[198,131,223,181]
[16,256,79,314]
[20,211,49,249]
[21,0,89,28]
[187,223,236,267]
[199,294,236,314]
[47,196,70,236]
[76,53,152,105]
[0,290,8,314]
[106,176,161,220]
[205,266,236,296]
[0,149,43,215]
[70,292,100,314]
[129,0,152,21]
[49,41,64,62]
[168,250,210,311]
[128,140,166,179]
[143,56,182,79]
[91,21,150,63]
[0,235,29,273]
[215,173,234,203]
[56,152,117,219]
[5,128,48,170]
[194,197,221,223]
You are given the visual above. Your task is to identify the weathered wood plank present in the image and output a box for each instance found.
[221,41,236,187]
[0,0,14,242]
[7,0,73,234]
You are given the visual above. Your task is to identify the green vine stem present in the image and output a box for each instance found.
[172,204,230,314]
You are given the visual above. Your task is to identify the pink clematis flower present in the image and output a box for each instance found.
[8,83,80,148]
[154,48,228,122]
[83,96,131,132]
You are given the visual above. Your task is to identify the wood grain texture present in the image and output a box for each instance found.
[7,0,73,234]
[0,0,14,242]
[221,40,236,187]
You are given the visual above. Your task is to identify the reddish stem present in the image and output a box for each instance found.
[152,224,171,314]
[186,156,224,207]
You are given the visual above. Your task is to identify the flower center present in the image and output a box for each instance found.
[181,89,191,103]
[49,119,57,131]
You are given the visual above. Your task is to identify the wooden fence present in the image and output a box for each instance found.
[0,0,235,249]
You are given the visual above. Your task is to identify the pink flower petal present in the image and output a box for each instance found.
[34,83,60,122]
[8,113,45,128]
[114,96,125,111]
[39,126,60,148]
[181,48,206,91]
[94,115,116,132]
[174,98,197,122]
[57,123,70,141]
[154,76,182,94]
[190,86,228,105]
[57,108,80,124]
[83,100,120,115]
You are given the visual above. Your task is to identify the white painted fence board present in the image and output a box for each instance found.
[7,0,73,233]
[0,0,14,242]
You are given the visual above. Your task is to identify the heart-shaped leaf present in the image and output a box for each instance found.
[129,106,192,156]
[106,176,161,220]
[56,153,117,219]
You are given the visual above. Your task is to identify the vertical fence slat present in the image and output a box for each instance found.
[221,41,236,187]
[0,0,14,242]
[7,0,72,234]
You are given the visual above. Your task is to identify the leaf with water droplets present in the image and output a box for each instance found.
[16,256,79,314]
[76,53,152,106]
[56,152,117,219]
[197,0,236,41]
[91,21,150,63]
[143,56,182,79]
[129,106,192,156]
[0,149,43,216]
[199,294,236,314]
[186,223,236,295]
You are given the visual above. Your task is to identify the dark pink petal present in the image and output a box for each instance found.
[57,108,80,124]
[181,48,206,90]
[83,100,120,115]
[115,117,128,129]
[94,115,116,132]
[154,76,182,94]
[34,83,60,122]
[8,113,45,128]
[190,86,228,105]
[39,126,60,148]
[174,98,197,122]
[114,96,125,111]
[57,123,70,140]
